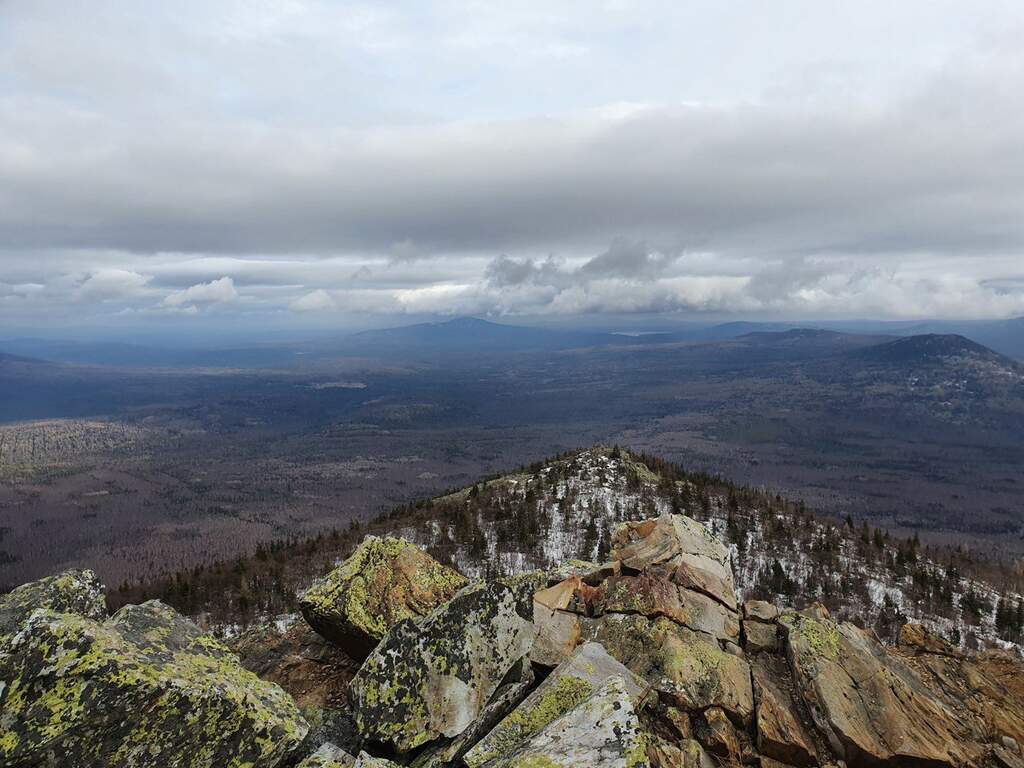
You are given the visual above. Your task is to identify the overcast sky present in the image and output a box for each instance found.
[2,1,1024,334]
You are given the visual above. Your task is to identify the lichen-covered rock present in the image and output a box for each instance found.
[594,573,739,643]
[781,612,975,768]
[352,754,400,768]
[0,569,106,646]
[612,514,736,610]
[349,580,536,754]
[477,675,648,768]
[409,656,535,768]
[581,613,753,725]
[299,536,468,656]
[297,743,356,768]
[465,642,645,767]
[0,599,308,768]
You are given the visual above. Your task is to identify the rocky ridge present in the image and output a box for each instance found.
[6,509,1023,767]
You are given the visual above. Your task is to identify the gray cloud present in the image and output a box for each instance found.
[1,1,1023,327]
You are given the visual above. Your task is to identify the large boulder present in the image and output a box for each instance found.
[781,612,976,768]
[612,514,736,610]
[593,573,739,644]
[582,613,753,725]
[0,597,308,768]
[475,675,648,768]
[299,536,468,656]
[0,569,106,645]
[465,642,645,767]
[349,580,536,754]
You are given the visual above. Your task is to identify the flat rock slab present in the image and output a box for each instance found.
[751,660,818,767]
[349,580,536,754]
[479,675,647,768]
[300,536,468,656]
[0,599,307,768]
[465,642,645,767]
[782,613,975,768]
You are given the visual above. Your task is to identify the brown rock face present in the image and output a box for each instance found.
[781,612,977,768]
[231,622,358,711]
[593,573,740,644]
[752,660,818,767]
[581,613,754,725]
[611,514,737,610]
[743,619,779,654]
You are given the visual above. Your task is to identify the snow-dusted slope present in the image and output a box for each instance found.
[395,447,1022,651]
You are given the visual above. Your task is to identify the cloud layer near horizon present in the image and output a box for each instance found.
[2,1,1024,328]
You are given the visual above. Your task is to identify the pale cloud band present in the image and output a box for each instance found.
[1,1,1023,328]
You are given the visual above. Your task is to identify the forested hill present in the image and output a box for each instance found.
[112,447,1024,651]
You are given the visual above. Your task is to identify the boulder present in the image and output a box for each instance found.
[781,612,975,768]
[744,599,779,623]
[299,536,468,656]
[409,656,535,768]
[476,675,648,768]
[349,580,536,753]
[531,577,586,667]
[0,598,308,768]
[297,743,356,768]
[742,619,779,654]
[594,573,739,643]
[0,568,106,645]
[612,514,736,610]
[581,613,753,725]
[465,642,645,767]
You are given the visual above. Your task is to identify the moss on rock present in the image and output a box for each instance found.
[299,536,468,657]
[0,595,308,768]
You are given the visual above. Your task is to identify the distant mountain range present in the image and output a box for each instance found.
[3,315,1022,368]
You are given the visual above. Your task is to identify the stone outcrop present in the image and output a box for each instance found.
[299,536,468,657]
[582,613,753,724]
[475,675,647,768]
[8,515,1024,768]
[348,580,536,753]
[0,574,308,768]
[781,611,976,767]
[751,660,818,766]
[465,642,645,767]
[612,513,737,610]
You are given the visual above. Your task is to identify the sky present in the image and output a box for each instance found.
[2,0,1024,336]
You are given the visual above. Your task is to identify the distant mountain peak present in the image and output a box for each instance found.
[857,333,1013,366]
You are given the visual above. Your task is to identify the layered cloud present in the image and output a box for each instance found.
[1,1,1023,327]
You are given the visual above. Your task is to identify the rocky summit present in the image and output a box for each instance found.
[3,511,1024,767]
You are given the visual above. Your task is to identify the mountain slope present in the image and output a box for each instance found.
[120,447,1024,653]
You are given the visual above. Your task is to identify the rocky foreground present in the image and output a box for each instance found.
[2,514,1024,768]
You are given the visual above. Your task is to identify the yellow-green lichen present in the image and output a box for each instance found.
[467,675,594,767]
